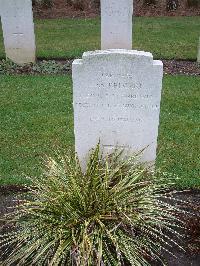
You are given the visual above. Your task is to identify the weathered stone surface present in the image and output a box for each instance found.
[73,50,163,165]
[198,37,200,63]
[0,0,35,64]
[101,0,133,49]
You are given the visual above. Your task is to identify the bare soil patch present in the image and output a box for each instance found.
[163,59,200,76]
[1,59,199,76]
[33,0,99,19]
[33,0,200,19]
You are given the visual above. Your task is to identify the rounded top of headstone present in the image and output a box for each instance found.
[74,49,155,66]
[83,49,153,59]
[72,50,163,69]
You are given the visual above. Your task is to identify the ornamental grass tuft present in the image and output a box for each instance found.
[0,143,186,265]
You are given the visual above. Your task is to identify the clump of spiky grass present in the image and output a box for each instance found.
[0,144,186,265]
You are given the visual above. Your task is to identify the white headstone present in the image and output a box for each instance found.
[101,0,133,50]
[73,50,163,165]
[197,37,200,63]
[0,0,36,64]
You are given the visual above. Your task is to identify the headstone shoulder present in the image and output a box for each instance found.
[74,50,157,65]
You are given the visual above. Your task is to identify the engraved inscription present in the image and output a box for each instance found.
[102,72,134,79]
[89,117,142,122]
[75,103,159,110]
[75,69,159,127]
[96,82,142,90]
[84,93,153,99]
[12,33,24,49]
[13,33,24,36]
[103,144,131,149]
[104,6,131,17]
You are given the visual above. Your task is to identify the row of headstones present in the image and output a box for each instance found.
[0,0,198,167]
[1,0,200,65]
[0,0,133,64]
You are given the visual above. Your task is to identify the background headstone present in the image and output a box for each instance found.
[101,0,133,49]
[198,37,200,63]
[0,0,36,64]
[73,50,163,165]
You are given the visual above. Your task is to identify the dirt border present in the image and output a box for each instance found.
[33,1,200,19]
[0,59,199,76]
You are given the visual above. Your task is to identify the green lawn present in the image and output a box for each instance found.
[0,16,200,60]
[0,75,74,185]
[0,75,199,188]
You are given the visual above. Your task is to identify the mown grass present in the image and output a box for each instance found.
[157,76,200,189]
[0,16,200,60]
[0,76,74,185]
[0,75,199,188]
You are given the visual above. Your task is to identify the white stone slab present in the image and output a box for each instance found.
[198,37,200,63]
[101,0,133,50]
[73,50,163,165]
[0,0,36,64]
